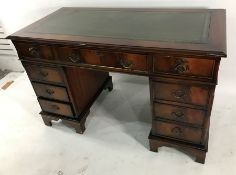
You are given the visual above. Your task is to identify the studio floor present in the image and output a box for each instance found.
[0,72,235,175]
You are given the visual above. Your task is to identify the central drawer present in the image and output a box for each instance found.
[38,98,74,117]
[100,52,148,71]
[57,47,148,72]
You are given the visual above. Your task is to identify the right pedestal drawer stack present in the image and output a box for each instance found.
[149,54,221,163]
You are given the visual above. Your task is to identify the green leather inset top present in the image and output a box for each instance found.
[27,9,211,43]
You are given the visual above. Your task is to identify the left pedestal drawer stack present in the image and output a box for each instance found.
[22,61,91,134]
[23,62,76,118]
[15,41,113,134]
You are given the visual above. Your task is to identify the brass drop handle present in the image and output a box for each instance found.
[119,58,133,69]
[39,70,48,77]
[28,47,39,57]
[68,53,82,63]
[46,89,54,95]
[171,127,183,135]
[171,110,184,119]
[173,58,189,74]
[172,89,186,99]
[51,105,60,110]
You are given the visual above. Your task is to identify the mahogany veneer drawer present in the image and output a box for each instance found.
[24,64,64,84]
[153,81,210,106]
[14,42,54,60]
[153,55,215,79]
[32,82,69,102]
[57,47,101,65]
[153,103,205,126]
[152,120,202,144]
[100,52,148,72]
[57,47,148,72]
[38,99,74,117]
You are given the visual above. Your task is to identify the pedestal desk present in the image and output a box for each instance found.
[8,8,227,164]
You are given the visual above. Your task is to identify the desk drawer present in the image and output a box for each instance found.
[153,82,210,106]
[153,103,205,126]
[57,47,101,65]
[24,64,64,84]
[153,55,215,79]
[57,47,148,72]
[38,99,74,117]
[152,120,202,144]
[14,42,54,60]
[101,52,148,72]
[32,82,69,102]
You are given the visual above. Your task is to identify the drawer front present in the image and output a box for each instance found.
[38,99,73,117]
[153,103,205,126]
[57,47,101,65]
[101,52,148,72]
[32,82,69,102]
[153,82,209,106]
[152,120,202,144]
[24,64,64,84]
[15,42,54,60]
[153,55,215,78]
[57,46,148,72]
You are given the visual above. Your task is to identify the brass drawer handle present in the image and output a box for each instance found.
[171,110,185,120]
[173,58,189,74]
[39,70,48,77]
[28,47,39,57]
[171,127,183,135]
[68,53,82,63]
[51,104,60,110]
[172,89,186,99]
[46,89,54,95]
[119,58,133,69]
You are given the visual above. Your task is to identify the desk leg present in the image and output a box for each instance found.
[148,132,207,164]
[41,114,59,127]
[41,111,88,134]
[104,77,113,91]
[62,110,89,134]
